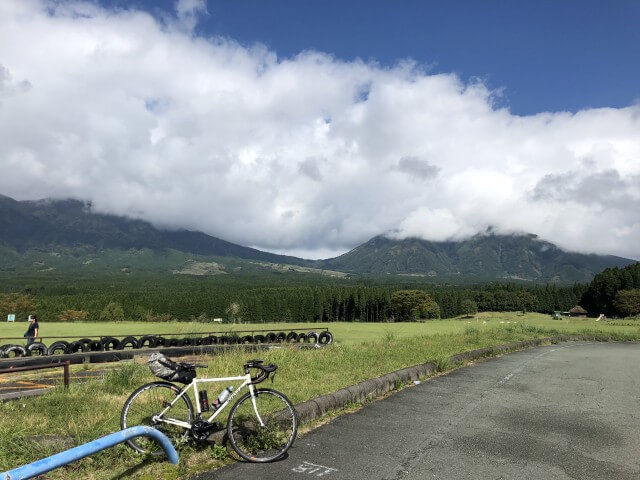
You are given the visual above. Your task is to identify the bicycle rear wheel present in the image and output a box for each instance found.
[121,382,194,455]
[227,388,297,462]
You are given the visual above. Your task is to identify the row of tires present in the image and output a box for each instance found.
[0,330,334,358]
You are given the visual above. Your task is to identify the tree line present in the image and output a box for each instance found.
[0,276,589,323]
[580,262,640,317]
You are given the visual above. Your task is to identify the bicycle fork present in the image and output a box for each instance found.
[248,385,266,427]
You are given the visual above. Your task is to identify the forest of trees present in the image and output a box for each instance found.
[580,262,640,316]
[0,274,590,323]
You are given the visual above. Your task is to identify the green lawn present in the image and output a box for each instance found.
[1,311,638,345]
[1,312,639,479]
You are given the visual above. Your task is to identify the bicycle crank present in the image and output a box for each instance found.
[190,420,220,441]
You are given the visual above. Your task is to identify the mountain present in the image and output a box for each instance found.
[0,195,635,283]
[320,233,636,283]
[0,194,306,266]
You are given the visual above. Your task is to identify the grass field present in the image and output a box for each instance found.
[1,313,639,479]
[2,311,639,345]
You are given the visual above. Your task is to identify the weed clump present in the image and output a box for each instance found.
[104,362,150,394]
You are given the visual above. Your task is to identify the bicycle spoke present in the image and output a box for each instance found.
[121,383,193,455]
[228,389,297,462]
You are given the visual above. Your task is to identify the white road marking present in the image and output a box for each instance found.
[292,461,338,477]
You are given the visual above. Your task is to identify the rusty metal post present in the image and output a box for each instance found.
[63,361,70,388]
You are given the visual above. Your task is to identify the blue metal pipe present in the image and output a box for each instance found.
[0,426,179,480]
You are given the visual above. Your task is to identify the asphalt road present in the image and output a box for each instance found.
[194,342,640,480]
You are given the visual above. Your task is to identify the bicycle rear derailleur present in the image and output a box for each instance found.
[190,420,219,441]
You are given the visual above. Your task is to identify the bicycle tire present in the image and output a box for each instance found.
[121,381,194,455]
[227,388,298,463]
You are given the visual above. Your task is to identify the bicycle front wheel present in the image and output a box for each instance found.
[227,388,298,462]
[121,382,194,455]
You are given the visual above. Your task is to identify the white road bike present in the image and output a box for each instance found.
[121,357,298,462]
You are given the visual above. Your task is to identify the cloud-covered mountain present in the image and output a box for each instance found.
[0,194,305,265]
[1,195,634,283]
[321,234,635,284]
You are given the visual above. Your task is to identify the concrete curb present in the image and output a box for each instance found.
[292,335,591,425]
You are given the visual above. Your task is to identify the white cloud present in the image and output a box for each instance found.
[0,0,639,260]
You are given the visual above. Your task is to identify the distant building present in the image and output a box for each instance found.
[568,305,588,318]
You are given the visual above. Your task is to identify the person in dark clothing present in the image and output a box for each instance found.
[24,314,39,346]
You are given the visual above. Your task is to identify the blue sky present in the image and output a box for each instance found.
[102,0,640,115]
[1,0,639,259]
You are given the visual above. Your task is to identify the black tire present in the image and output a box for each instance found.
[227,388,298,463]
[253,334,265,344]
[275,332,287,343]
[318,331,333,345]
[297,333,307,343]
[285,332,299,343]
[48,340,70,355]
[155,336,167,347]
[88,340,103,352]
[240,335,254,344]
[166,337,180,347]
[0,344,9,358]
[3,344,27,358]
[228,335,240,345]
[69,341,86,353]
[27,342,48,356]
[121,382,194,455]
[180,337,193,347]
[192,337,204,347]
[307,331,319,343]
[101,337,121,351]
[265,332,277,343]
[202,335,216,346]
[79,338,93,346]
[118,336,138,350]
[138,335,157,349]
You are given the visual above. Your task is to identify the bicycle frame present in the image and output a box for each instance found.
[152,373,265,430]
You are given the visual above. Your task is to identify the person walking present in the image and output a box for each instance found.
[24,314,39,346]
